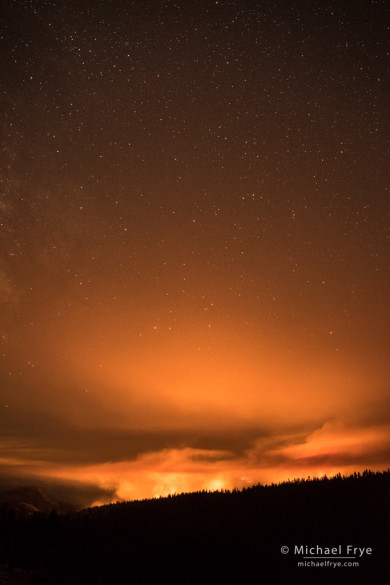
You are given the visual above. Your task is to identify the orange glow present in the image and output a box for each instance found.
[1,306,389,507]
[1,0,389,512]
[12,420,390,505]
[63,320,381,430]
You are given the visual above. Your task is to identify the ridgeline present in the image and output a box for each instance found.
[0,470,389,584]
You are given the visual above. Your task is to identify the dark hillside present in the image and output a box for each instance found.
[0,487,74,516]
[0,470,389,585]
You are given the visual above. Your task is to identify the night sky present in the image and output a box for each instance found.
[1,0,389,506]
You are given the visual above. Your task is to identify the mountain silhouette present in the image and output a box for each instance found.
[0,470,389,584]
[0,486,74,516]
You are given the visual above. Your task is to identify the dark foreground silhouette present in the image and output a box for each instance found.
[0,470,389,584]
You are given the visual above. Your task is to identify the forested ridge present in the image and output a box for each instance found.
[1,470,389,584]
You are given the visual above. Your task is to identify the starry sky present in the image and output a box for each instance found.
[1,0,389,506]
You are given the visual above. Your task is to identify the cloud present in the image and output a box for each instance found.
[2,418,386,507]
[1,400,268,466]
[1,332,389,506]
[273,420,390,468]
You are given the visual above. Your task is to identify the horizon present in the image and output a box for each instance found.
[2,467,389,511]
[2,468,390,511]
[82,468,390,508]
